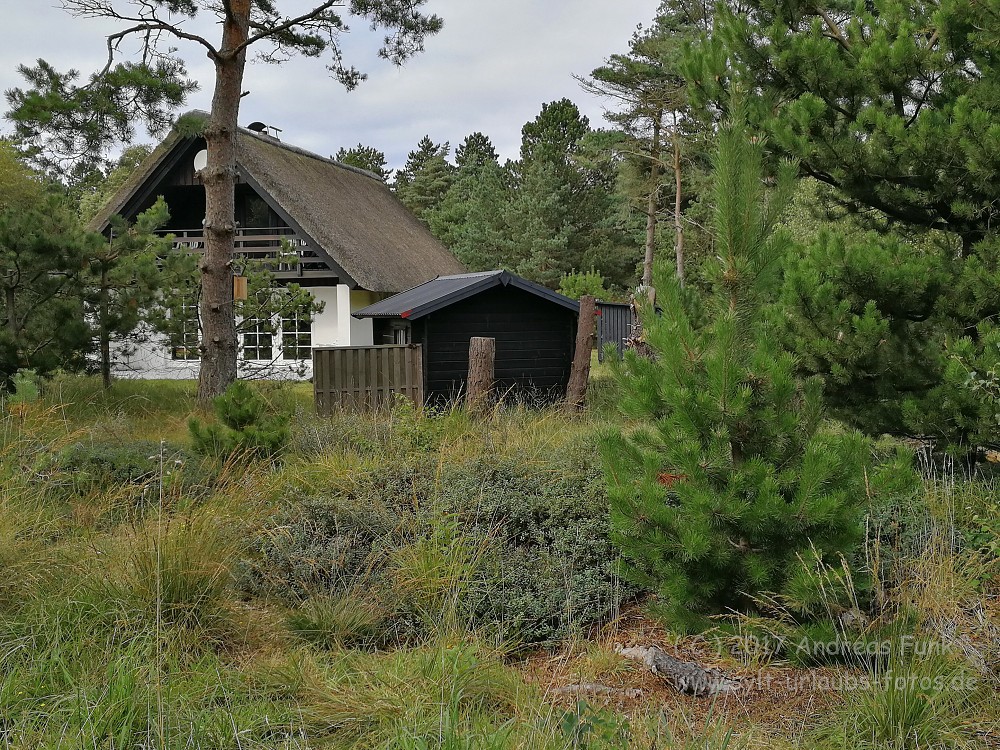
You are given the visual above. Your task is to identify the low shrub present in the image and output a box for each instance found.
[239,437,629,644]
[190,381,291,461]
[36,439,215,521]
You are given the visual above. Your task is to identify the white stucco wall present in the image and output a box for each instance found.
[111,328,313,381]
[310,286,341,347]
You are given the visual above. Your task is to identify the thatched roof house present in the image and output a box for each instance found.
[88,113,465,380]
[89,112,465,293]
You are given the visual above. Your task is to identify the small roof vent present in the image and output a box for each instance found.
[246,121,283,140]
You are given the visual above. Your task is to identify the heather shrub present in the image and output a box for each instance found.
[239,438,627,643]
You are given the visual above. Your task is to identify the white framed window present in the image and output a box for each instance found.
[243,317,274,361]
[170,298,200,361]
[281,311,312,360]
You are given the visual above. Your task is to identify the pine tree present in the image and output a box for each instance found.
[334,144,391,182]
[454,132,499,171]
[600,114,912,632]
[0,172,97,382]
[685,0,1000,452]
[580,0,711,287]
[503,161,573,286]
[687,0,1000,252]
[427,132,504,254]
[394,136,454,223]
[430,158,512,272]
[506,100,631,287]
[87,198,173,388]
[777,227,952,438]
[78,145,154,223]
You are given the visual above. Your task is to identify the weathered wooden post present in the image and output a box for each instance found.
[467,336,496,412]
[565,295,597,411]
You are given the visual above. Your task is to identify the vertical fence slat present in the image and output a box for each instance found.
[412,345,424,404]
[380,346,390,401]
[312,345,424,412]
[394,346,404,398]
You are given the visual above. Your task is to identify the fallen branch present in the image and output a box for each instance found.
[551,683,644,699]
[616,645,740,697]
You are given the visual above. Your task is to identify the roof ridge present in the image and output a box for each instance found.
[179,109,385,184]
[240,129,385,183]
[438,271,504,279]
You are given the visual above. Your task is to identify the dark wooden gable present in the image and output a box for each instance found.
[111,137,289,234]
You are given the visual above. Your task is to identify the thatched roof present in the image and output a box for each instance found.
[89,116,465,293]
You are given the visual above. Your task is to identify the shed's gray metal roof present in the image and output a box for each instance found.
[353,270,580,320]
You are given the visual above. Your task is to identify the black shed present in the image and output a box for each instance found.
[353,271,580,403]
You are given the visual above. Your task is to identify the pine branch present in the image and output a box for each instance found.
[235,1,343,56]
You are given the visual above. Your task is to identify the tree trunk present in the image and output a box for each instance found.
[466,337,496,412]
[672,112,685,288]
[565,295,596,411]
[100,264,111,389]
[197,1,250,404]
[5,287,15,338]
[642,111,664,289]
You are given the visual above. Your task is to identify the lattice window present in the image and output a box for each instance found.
[170,297,200,361]
[243,317,274,361]
[281,310,312,360]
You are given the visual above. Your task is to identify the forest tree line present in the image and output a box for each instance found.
[2,0,999,454]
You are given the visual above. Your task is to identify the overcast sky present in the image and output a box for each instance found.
[0,1,657,170]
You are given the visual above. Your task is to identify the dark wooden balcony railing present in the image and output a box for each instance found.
[156,227,332,279]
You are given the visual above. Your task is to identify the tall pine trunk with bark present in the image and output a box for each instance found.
[198,2,250,403]
[642,112,663,289]
[671,113,684,287]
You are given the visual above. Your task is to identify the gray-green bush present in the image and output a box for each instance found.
[239,438,629,644]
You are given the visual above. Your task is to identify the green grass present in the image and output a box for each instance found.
[0,374,995,750]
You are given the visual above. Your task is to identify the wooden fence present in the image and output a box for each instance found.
[313,345,424,413]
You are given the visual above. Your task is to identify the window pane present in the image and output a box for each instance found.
[171,297,200,360]
[281,311,312,360]
[243,318,273,361]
